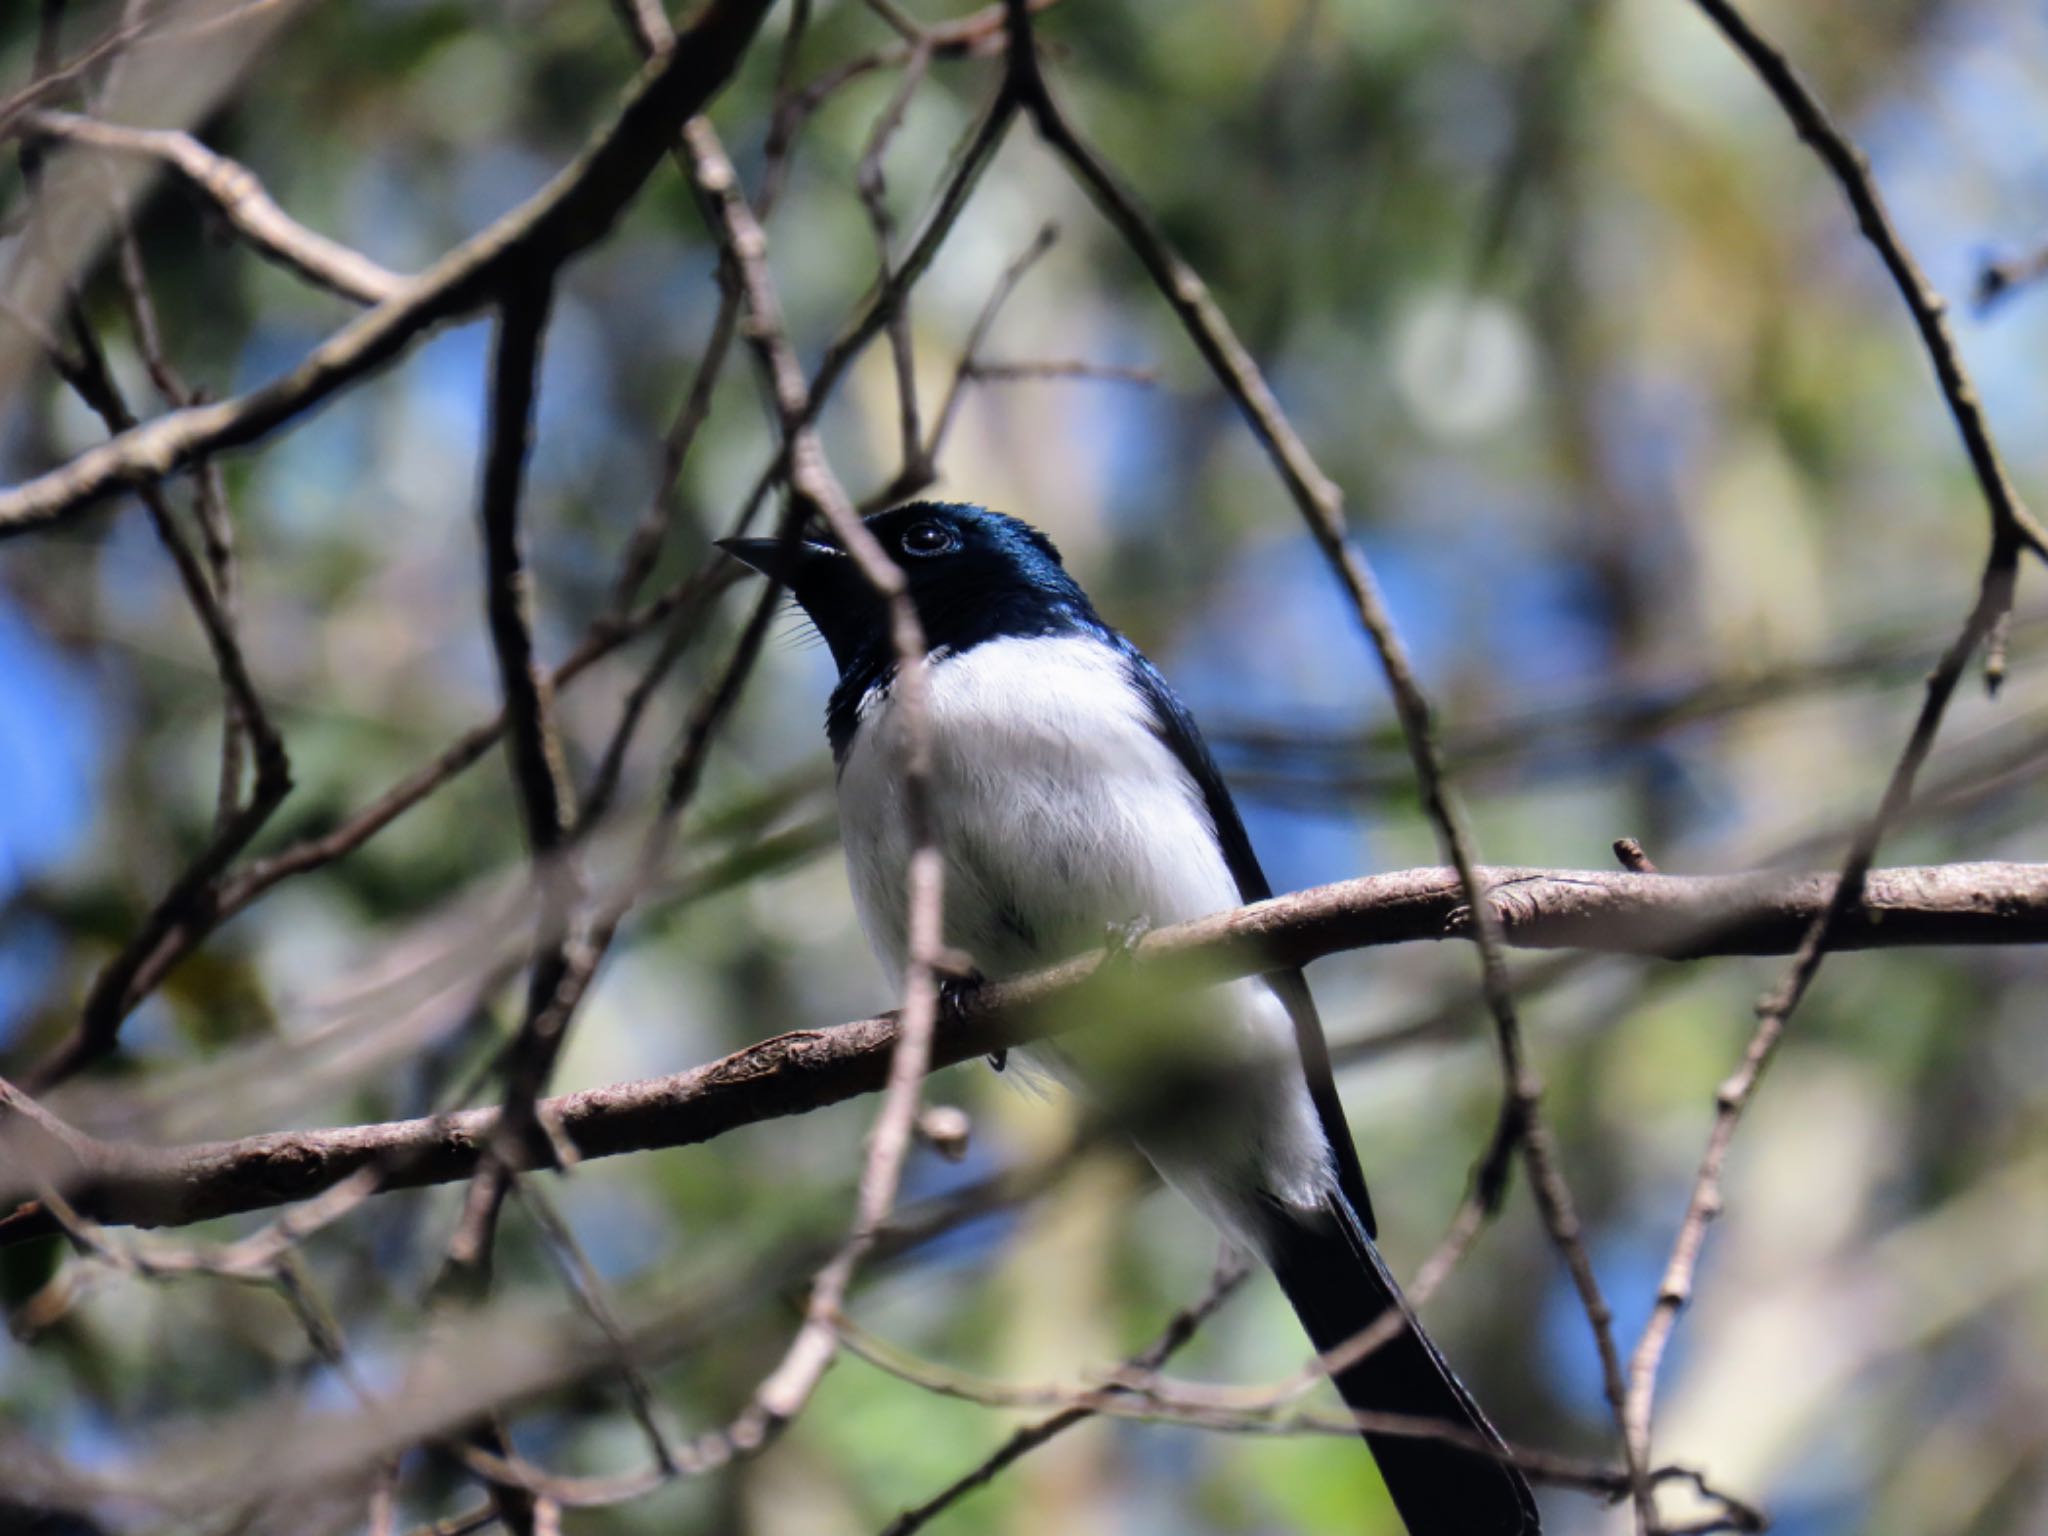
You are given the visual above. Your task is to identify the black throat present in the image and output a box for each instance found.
[822,583,1104,761]
[802,506,1106,762]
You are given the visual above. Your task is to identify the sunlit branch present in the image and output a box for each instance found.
[6,859,2046,1247]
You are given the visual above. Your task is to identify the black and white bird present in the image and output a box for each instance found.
[722,502,1538,1536]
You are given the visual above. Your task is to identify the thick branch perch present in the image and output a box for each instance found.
[3,860,2043,1247]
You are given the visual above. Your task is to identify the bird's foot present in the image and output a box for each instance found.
[934,965,1003,1071]
[938,970,986,1017]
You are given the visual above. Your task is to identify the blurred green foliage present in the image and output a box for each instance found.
[4,0,2048,1533]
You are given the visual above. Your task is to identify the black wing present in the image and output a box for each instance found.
[1116,641,1377,1234]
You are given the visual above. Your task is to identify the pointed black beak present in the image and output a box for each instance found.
[715,535,843,586]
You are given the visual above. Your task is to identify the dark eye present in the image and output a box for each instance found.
[900,520,959,558]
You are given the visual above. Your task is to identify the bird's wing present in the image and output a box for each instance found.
[1116,643,1377,1234]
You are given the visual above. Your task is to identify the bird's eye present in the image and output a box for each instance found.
[899,520,959,558]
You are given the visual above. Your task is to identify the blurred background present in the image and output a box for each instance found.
[4,0,2048,1532]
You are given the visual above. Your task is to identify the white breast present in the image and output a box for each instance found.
[835,632,1338,1226]
[836,633,1239,983]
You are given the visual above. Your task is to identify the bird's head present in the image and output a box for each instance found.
[719,501,1096,674]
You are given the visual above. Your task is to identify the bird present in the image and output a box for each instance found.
[720,501,1539,1536]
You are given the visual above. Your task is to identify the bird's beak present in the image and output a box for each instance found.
[715,535,844,586]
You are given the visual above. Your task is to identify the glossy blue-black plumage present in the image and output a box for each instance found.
[726,502,1537,1535]
[766,502,1377,1223]
[810,505,1099,757]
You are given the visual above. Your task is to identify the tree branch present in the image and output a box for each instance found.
[0,0,774,538]
[7,859,2046,1247]
[18,108,408,304]
[1677,0,2047,566]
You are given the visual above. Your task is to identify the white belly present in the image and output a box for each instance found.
[835,633,1337,1223]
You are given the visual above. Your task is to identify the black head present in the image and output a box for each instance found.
[719,502,1100,676]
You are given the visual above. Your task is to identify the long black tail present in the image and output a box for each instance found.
[1263,1193,1541,1535]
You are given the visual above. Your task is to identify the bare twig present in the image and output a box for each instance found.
[0,0,776,537]
[667,104,950,1457]
[37,561,719,1061]
[1674,1,2046,566]
[854,40,933,483]
[1216,606,2048,804]
[96,142,254,824]
[509,1176,678,1477]
[921,220,1057,481]
[13,1153,1066,1526]
[844,1312,1747,1504]
[880,1252,1253,1535]
[426,274,577,1536]
[753,0,1049,221]
[23,298,291,1091]
[0,7,151,134]
[458,275,582,1194]
[602,291,742,617]
[738,80,1019,517]
[19,1170,364,1391]
[968,358,1157,384]
[475,286,575,867]
[576,560,746,834]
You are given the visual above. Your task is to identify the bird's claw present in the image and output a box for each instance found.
[938,969,986,1018]
[935,969,1004,1071]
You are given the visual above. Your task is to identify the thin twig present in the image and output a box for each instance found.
[576,560,744,834]
[1674,0,2046,566]
[1625,554,2018,1498]
[968,358,1157,385]
[0,6,152,135]
[475,285,575,866]
[880,1252,1252,1535]
[69,562,717,1053]
[461,277,583,1182]
[0,0,777,537]
[1216,607,2048,803]
[667,104,950,1457]
[97,125,251,834]
[509,1177,678,1477]
[920,220,1057,481]
[1613,838,1659,875]
[602,291,742,617]
[855,40,933,484]
[753,0,1047,222]
[24,298,290,1091]
[737,81,1020,520]
[429,277,578,1536]
[844,1312,1740,1502]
